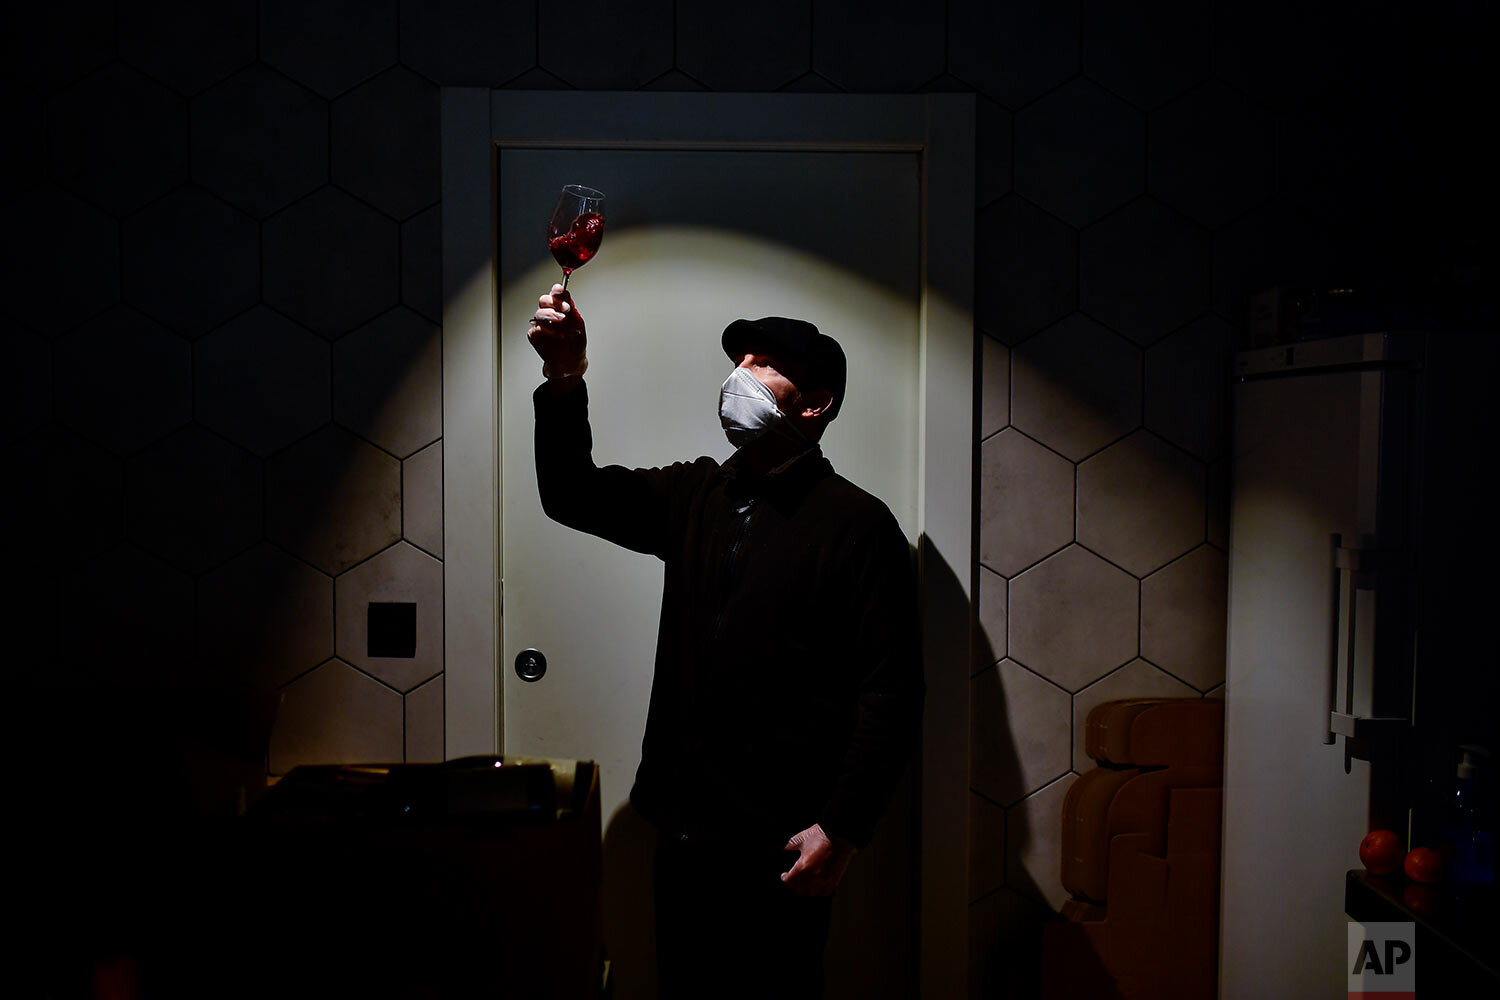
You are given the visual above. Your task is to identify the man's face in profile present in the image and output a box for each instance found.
[733,351,805,416]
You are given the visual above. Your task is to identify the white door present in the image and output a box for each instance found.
[497,145,920,818]
[496,147,921,998]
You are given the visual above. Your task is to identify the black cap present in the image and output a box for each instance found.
[721,317,847,421]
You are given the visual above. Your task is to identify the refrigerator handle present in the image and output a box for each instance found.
[1324,533,1341,745]
[1329,537,1408,758]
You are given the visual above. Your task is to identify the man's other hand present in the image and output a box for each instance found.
[780,823,855,896]
[528,284,588,379]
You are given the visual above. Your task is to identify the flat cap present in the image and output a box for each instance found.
[721,317,846,420]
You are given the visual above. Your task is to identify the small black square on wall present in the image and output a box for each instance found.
[368,602,416,658]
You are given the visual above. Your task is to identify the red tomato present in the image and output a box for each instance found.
[1359,829,1403,875]
[1403,846,1445,884]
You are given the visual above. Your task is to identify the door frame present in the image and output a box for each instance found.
[440,90,974,998]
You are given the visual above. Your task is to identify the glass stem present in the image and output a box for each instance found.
[562,271,571,290]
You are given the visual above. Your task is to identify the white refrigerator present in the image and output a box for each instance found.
[1219,334,1423,998]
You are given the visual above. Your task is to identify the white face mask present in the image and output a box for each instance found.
[719,367,802,449]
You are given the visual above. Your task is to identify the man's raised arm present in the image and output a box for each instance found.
[528,285,678,558]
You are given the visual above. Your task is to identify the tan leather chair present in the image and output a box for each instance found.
[1045,697,1224,1000]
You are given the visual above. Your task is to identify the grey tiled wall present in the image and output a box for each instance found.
[7,1,1490,997]
[10,0,445,766]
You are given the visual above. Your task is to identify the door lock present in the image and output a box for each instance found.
[514,648,547,682]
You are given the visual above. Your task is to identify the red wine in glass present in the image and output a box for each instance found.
[547,185,605,288]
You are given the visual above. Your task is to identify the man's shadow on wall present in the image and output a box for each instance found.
[968,579,1053,1000]
[960,541,1117,1000]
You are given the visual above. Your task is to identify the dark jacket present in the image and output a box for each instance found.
[534,381,923,849]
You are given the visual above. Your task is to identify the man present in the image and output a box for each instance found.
[528,284,923,998]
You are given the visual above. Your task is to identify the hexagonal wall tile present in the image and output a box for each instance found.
[4,324,51,444]
[930,61,988,94]
[335,541,442,692]
[48,64,187,217]
[405,673,444,762]
[812,0,943,93]
[1011,314,1141,461]
[976,98,1013,208]
[261,0,398,98]
[126,425,261,574]
[980,429,1074,578]
[916,75,971,94]
[331,67,438,222]
[1210,200,1332,325]
[949,0,1079,108]
[197,543,334,691]
[1006,773,1077,909]
[1009,545,1138,691]
[976,566,1007,673]
[981,335,1010,439]
[269,658,404,774]
[1145,316,1233,462]
[399,0,536,87]
[7,0,115,93]
[1015,79,1144,229]
[642,70,706,91]
[267,425,401,574]
[976,196,1077,346]
[539,0,672,89]
[1081,197,1209,346]
[680,2,808,91]
[119,0,256,95]
[1070,658,1195,771]
[195,307,331,459]
[123,187,259,338]
[191,64,328,219]
[910,64,968,90]
[1149,81,1274,228]
[401,204,441,323]
[1082,0,1211,109]
[22,426,125,564]
[403,441,443,558]
[970,791,1006,903]
[0,186,118,334]
[971,659,1071,806]
[1078,430,1204,577]
[62,544,194,684]
[54,306,191,455]
[509,68,580,90]
[778,72,840,93]
[333,307,441,458]
[263,186,399,337]
[1142,544,1227,691]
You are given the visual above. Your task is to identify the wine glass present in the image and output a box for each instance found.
[547,185,605,289]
